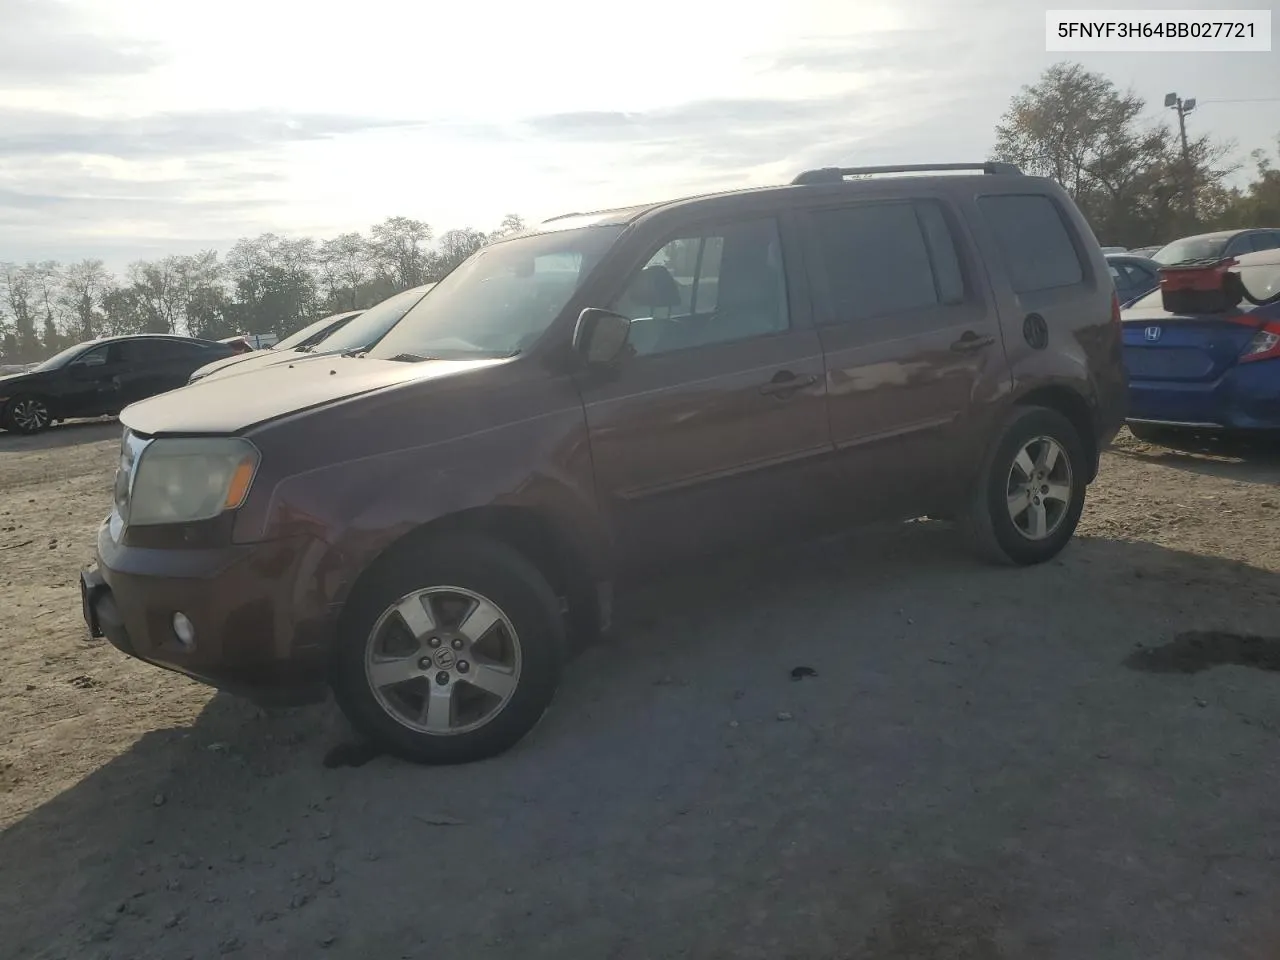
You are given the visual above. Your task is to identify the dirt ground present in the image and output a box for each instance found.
[2,421,1280,959]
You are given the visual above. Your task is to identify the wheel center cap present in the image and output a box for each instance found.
[433,647,457,670]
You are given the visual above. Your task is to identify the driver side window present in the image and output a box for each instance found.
[610,217,789,357]
[75,345,110,367]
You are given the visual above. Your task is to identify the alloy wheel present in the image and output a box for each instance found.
[364,586,522,735]
[1005,435,1073,541]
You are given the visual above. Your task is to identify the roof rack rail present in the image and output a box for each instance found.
[791,162,1022,185]
[541,211,586,223]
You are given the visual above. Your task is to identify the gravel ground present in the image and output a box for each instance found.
[2,421,1280,959]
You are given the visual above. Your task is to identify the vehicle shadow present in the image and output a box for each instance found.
[0,419,119,453]
[1112,429,1280,486]
[3,523,1280,959]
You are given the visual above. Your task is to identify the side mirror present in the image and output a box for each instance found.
[572,308,631,366]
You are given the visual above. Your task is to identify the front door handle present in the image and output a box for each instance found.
[950,332,996,352]
[759,371,818,397]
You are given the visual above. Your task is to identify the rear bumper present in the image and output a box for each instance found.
[82,521,336,706]
[1126,358,1280,431]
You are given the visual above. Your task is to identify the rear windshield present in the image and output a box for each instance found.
[366,226,622,361]
[1152,236,1229,265]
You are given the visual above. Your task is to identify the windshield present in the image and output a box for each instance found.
[315,286,434,354]
[30,342,95,372]
[275,313,354,352]
[1152,236,1230,265]
[366,226,622,361]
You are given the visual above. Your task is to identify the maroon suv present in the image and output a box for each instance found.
[81,163,1126,764]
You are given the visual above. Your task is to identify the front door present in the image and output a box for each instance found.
[574,214,836,574]
[62,342,125,417]
[796,197,1008,519]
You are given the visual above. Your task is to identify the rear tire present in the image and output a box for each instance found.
[960,407,1087,566]
[332,534,565,765]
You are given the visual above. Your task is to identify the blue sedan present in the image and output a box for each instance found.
[1122,249,1280,440]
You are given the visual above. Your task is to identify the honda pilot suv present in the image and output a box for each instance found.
[81,163,1126,764]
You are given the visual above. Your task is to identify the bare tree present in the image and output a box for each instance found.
[370,217,432,289]
[1,263,40,361]
[318,233,374,310]
[61,259,112,341]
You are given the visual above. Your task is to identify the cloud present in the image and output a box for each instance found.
[0,0,163,85]
[0,107,422,160]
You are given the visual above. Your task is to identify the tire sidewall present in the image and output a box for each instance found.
[332,535,564,765]
[980,408,1087,565]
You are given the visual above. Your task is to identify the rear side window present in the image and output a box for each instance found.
[978,194,1084,293]
[806,200,965,323]
[1246,233,1280,253]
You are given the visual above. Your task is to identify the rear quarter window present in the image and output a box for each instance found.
[978,194,1085,294]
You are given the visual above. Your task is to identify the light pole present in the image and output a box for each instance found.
[1165,92,1197,225]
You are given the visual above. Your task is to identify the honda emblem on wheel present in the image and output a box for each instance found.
[1144,326,1162,342]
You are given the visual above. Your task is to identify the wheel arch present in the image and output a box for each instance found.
[338,503,607,647]
[1012,385,1099,482]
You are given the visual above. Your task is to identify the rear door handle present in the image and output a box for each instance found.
[950,332,996,352]
[759,371,818,397]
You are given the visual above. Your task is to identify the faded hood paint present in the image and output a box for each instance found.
[121,354,503,436]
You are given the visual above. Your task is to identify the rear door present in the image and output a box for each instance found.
[117,339,210,405]
[794,194,1007,518]
[575,212,837,572]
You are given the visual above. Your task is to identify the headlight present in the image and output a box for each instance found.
[126,437,260,526]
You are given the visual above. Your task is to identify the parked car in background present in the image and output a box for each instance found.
[82,161,1126,765]
[1122,248,1280,442]
[1128,245,1163,259]
[188,290,433,384]
[1151,228,1280,265]
[186,310,363,383]
[1100,246,1128,255]
[0,335,240,434]
[217,336,255,354]
[1106,253,1162,306]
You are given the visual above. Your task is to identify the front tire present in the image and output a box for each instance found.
[6,395,52,434]
[961,407,1087,566]
[333,534,565,765]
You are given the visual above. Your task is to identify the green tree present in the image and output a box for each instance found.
[1,263,40,361]
[225,234,318,335]
[992,62,1235,245]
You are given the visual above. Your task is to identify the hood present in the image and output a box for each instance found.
[190,347,301,382]
[121,354,503,436]
[0,370,40,391]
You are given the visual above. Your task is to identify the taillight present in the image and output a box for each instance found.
[1240,322,1280,364]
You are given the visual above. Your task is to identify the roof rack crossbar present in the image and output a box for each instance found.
[791,162,1022,185]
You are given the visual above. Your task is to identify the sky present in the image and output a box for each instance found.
[1,0,1277,269]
